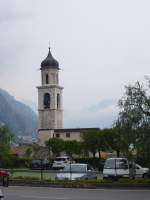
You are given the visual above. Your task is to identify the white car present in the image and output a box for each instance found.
[103,158,130,179]
[52,156,71,169]
[135,164,149,178]
[56,163,97,180]
[103,158,149,179]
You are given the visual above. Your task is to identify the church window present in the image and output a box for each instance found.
[46,74,49,84]
[57,93,60,109]
[44,93,50,108]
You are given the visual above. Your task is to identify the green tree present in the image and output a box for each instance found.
[0,126,14,167]
[63,140,83,157]
[115,80,150,164]
[25,147,32,158]
[81,131,98,157]
[0,126,14,145]
[45,138,64,157]
[96,129,110,158]
[82,130,108,158]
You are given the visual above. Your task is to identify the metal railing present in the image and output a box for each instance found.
[9,168,102,182]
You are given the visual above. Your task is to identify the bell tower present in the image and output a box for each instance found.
[37,47,63,130]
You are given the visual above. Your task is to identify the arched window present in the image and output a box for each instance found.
[57,93,60,109]
[44,93,50,108]
[46,74,49,84]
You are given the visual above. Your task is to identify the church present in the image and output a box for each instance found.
[37,47,99,146]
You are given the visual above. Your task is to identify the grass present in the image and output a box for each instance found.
[10,170,56,180]
[10,169,150,186]
[10,169,103,181]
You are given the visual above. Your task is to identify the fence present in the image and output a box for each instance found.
[10,168,102,182]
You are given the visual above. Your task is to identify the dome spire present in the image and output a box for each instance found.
[48,41,52,56]
[48,47,52,57]
[41,45,59,69]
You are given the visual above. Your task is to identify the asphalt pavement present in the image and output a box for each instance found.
[1,186,150,200]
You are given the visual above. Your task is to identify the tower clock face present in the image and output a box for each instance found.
[44,93,50,108]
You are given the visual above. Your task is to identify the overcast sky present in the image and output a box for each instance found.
[0,0,150,128]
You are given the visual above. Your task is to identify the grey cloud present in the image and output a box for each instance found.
[0,1,34,23]
[1,0,150,128]
[64,100,119,128]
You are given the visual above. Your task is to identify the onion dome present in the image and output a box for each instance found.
[41,48,59,69]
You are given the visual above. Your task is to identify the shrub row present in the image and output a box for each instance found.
[1,155,32,168]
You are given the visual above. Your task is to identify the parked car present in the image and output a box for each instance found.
[31,159,52,170]
[103,158,149,180]
[0,169,10,187]
[0,169,9,177]
[103,158,130,179]
[52,156,72,169]
[135,164,149,178]
[56,163,97,180]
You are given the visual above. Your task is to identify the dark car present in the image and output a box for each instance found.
[31,159,52,170]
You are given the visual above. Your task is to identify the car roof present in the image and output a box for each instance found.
[106,158,128,160]
[67,163,87,166]
[55,156,69,158]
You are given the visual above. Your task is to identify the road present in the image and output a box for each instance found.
[1,186,150,200]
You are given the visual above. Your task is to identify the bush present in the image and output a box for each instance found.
[0,153,32,169]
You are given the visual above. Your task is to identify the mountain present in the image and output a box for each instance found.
[0,88,38,137]
[23,100,37,114]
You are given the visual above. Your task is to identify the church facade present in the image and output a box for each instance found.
[37,47,99,146]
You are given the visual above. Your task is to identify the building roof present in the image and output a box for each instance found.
[38,128,100,133]
[41,48,59,70]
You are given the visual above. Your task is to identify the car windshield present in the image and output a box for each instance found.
[104,159,128,169]
[63,164,86,172]
[116,159,128,169]
[104,159,116,169]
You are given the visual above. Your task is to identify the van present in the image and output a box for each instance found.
[103,158,130,179]
[103,158,149,180]
[52,156,71,169]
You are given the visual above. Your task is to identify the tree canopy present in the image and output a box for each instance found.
[45,138,64,157]
[81,130,110,158]
[0,126,14,167]
[115,79,150,165]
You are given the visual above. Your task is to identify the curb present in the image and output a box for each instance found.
[9,180,150,189]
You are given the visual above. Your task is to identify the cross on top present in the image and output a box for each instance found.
[48,41,50,49]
